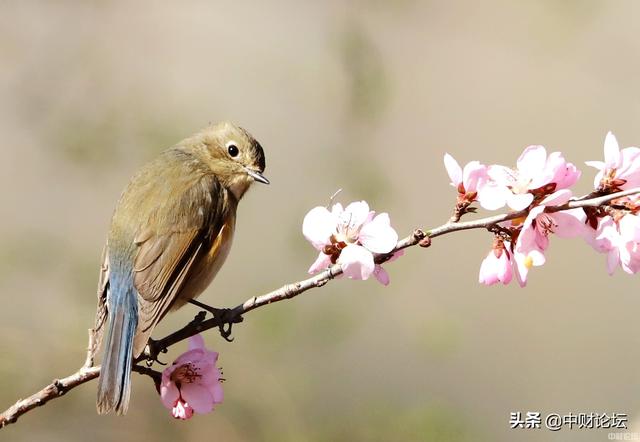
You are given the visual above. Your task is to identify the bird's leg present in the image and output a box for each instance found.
[188,299,238,342]
[188,298,223,317]
[216,309,235,342]
[142,338,168,367]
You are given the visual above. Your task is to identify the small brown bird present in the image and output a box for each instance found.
[94,122,268,414]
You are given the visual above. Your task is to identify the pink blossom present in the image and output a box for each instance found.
[443,153,487,196]
[478,146,581,211]
[513,190,587,286]
[478,239,513,286]
[160,334,223,420]
[587,214,640,275]
[585,131,640,191]
[303,200,399,283]
[547,152,581,190]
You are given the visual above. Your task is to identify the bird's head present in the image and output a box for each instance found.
[186,121,269,199]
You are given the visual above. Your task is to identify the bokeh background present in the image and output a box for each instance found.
[2,1,640,441]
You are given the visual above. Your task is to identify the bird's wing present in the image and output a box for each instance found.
[131,174,228,357]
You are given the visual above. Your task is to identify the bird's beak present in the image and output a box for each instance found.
[244,167,270,184]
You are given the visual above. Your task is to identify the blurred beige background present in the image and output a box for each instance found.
[2,1,640,441]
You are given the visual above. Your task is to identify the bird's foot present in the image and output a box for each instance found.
[188,299,241,342]
[214,308,235,342]
[142,338,168,366]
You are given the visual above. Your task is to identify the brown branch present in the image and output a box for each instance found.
[0,365,161,428]
[2,187,638,428]
[0,368,100,428]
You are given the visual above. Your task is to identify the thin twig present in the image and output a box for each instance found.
[1,187,638,428]
[0,368,100,428]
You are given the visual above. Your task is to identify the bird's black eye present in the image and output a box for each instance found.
[227,144,239,157]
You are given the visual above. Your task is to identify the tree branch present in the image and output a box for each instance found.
[2,187,638,428]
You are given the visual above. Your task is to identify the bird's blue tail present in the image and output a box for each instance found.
[96,272,138,415]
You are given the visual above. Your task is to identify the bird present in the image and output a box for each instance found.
[94,121,269,415]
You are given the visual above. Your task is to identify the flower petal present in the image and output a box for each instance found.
[623,243,640,274]
[373,265,390,285]
[359,213,398,253]
[513,252,529,288]
[341,201,371,229]
[462,161,487,193]
[604,131,621,168]
[173,348,203,366]
[331,202,344,216]
[211,382,224,404]
[517,145,547,181]
[585,160,605,170]
[160,381,180,410]
[181,383,215,414]
[547,152,581,190]
[444,153,462,186]
[338,244,375,280]
[619,214,640,242]
[302,206,335,250]
[487,165,516,186]
[607,249,620,275]
[201,367,222,388]
[308,252,332,274]
[619,147,640,187]
[592,170,605,189]
[553,210,587,238]
[478,252,499,285]
[539,189,572,206]
[477,182,511,210]
[188,334,205,352]
[507,193,534,211]
[528,249,546,266]
[592,216,617,251]
[497,253,513,284]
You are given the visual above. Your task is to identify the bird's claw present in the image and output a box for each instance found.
[143,339,168,366]
[217,310,234,342]
[205,307,234,342]
[187,300,238,342]
[145,356,167,367]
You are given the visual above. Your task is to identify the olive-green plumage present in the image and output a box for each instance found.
[95,122,268,415]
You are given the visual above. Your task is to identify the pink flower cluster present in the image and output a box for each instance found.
[445,132,640,286]
[301,132,640,290]
[445,146,581,213]
[451,146,584,286]
[160,334,223,420]
[584,133,640,275]
[586,132,640,192]
[303,201,401,285]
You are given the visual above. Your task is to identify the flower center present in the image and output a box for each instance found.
[511,176,532,195]
[600,168,627,192]
[504,167,531,194]
[536,214,557,237]
[524,255,534,269]
[335,213,362,243]
[170,363,201,385]
[323,235,348,263]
